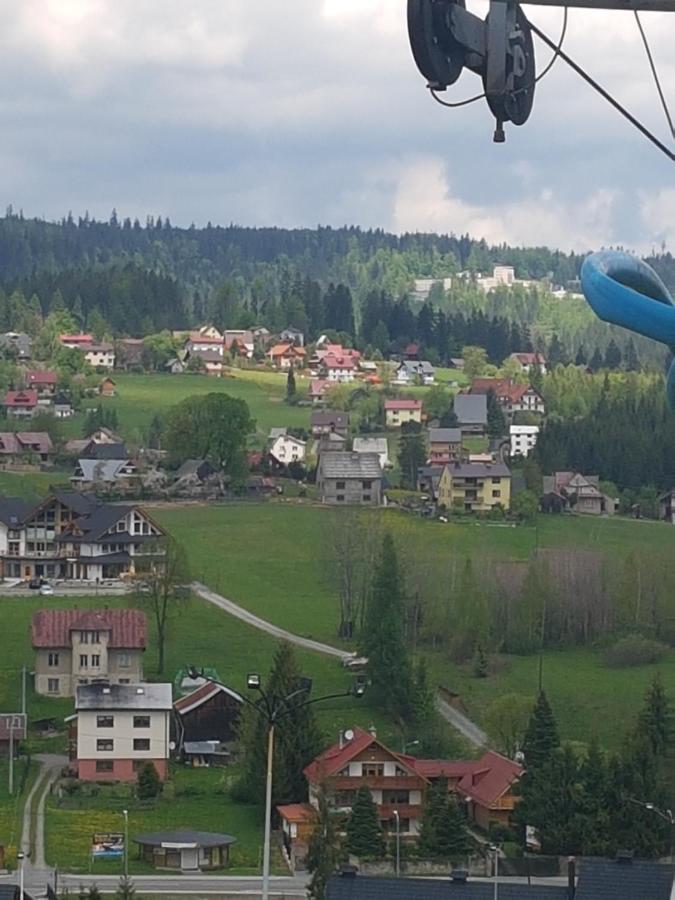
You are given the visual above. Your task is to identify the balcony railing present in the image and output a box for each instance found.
[330,776,424,791]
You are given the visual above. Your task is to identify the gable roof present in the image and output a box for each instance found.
[513,351,547,365]
[428,428,462,444]
[0,433,53,455]
[326,874,568,899]
[26,370,57,386]
[304,727,420,784]
[3,390,38,407]
[311,410,349,428]
[73,459,135,483]
[444,462,511,479]
[32,608,147,649]
[319,452,382,480]
[83,442,129,460]
[398,360,435,375]
[0,497,33,527]
[384,399,423,411]
[174,681,243,714]
[76,681,171,710]
[456,750,523,807]
[353,438,388,455]
[453,394,488,425]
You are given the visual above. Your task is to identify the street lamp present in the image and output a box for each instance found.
[188,666,366,900]
[627,798,675,866]
[402,739,419,754]
[393,809,401,877]
[17,851,24,900]
[489,844,499,900]
[122,809,129,878]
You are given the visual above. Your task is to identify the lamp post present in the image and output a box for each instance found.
[122,809,129,878]
[188,666,366,900]
[17,851,24,900]
[393,809,401,877]
[489,844,499,900]
[402,739,419,754]
[627,798,674,867]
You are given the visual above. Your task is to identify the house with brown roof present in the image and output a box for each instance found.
[32,608,147,697]
[0,432,53,464]
[26,370,58,395]
[384,399,423,428]
[99,377,117,397]
[542,472,617,516]
[173,681,242,763]
[470,378,545,417]
[509,351,548,375]
[267,343,306,370]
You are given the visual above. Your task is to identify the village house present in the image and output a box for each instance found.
[32,608,146,697]
[71,458,139,491]
[427,427,462,465]
[26,370,58,395]
[437,462,512,512]
[310,343,360,377]
[99,377,117,397]
[509,351,548,375]
[189,349,224,377]
[352,437,390,469]
[0,432,53,465]
[70,681,172,782]
[316,452,383,506]
[417,465,444,501]
[453,394,488,435]
[60,333,94,350]
[310,410,350,438]
[659,489,675,524]
[173,681,242,764]
[267,343,306,370]
[185,333,224,356]
[84,343,116,369]
[395,360,435,386]
[53,393,74,419]
[197,325,223,340]
[384,399,423,428]
[317,431,348,454]
[309,379,331,404]
[0,332,32,360]
[471,378,545,417]
[280,327,305,347]
[0,491,166,582]
[268,429,307,467]
[510,424,540,458]
[65,427,123,456]
[223,330,254,359]
[3,390,39,419]
[320,353,357,383]
[542,472,617,516]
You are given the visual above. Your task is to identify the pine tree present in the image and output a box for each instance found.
[419,779,471,860]
[115,877,136,900]
[589,347,603,372]
[307,786,340,899]
[625,338,640,371]
[345,787,385,859]
[137,761,161,799]
[548,333,564,366]
[473,644,488,678]
[286,366,296,401]
[486,389,506,439]
[522,691,559,770]
[362,534,413,718]
[637,673,670,758]
[579,738,611,856]
[604,339,622,369]
[574,345,587,366]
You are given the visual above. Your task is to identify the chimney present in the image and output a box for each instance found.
[567,856,576,899]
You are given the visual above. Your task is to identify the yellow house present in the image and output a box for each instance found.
[437,462,511,512]
[384,399,423,428]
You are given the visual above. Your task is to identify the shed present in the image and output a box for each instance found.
[133,830,237,871]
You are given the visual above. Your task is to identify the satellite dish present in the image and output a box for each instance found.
[169,741,176,751]
[344,729,355,742]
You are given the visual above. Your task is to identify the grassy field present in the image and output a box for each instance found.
[154,503,675,749]
[0,757,35,868]
[0,470,64,501]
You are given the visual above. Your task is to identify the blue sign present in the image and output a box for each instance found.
[92,833,124,859]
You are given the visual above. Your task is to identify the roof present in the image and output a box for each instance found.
[83,442,129,460]
[3,390,38,407]
[85,342,114,353]
[304,727,417,784]
[187,333,223,345]
[174,681,243,715]
[384,399,423,411]
[453,394,488,425]
[277,803,316,824]
[33,608,146,649]
[428,428,462,444]
[311,411,349,427]
[269,427,288,440]
[76,682,172,711]
[134,831,236,849]
[456,750,522,807]
[319,452,382,480]
[26,370,57,385]
[323,354,356,370]
[269,342,305,357]
[398,360,435,374]
[60,333,93,344]
[51,490,101,516]
[575,857,673,900]
[513,351,547,365]
[353,438,388,455]
[326,875,568,899]
[0,433,53,455]
[0,498,33,527]
[190,349,223,363]
[73,459,135,483]
[175,459,216,480]
[445,462,511,479]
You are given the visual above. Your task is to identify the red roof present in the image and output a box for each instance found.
[323,355,356,370]
[471,378,540,406]
[412,759,481,779]
[310,379,330,396]
[174,681,242,714]
[458,751,523,807]
[60,333,93,344]
[4,390,38,408]
[384,399,423,411]
[303,727,421,784]
[277,803,317,824]
[513,352,546,365]
[269,343,306,358]
[31,609,147,649]
[26,370,57,386]
[187,333,223,345]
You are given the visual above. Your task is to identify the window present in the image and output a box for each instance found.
[90,631,101,643]
[119,678,130,684]
[80,631,89,644]
[133,716,151,728]
[97,716,114,728]
[91,655,101,668]
[48,652,59,667]
[334,790,357,807]
[117,652,131,668]
[492,477,501,484]
[336,481,346,490]
[363,494,371,503]
[133,739,150,751]
[336,495,345,503]
[362,763,384,777]
[47,678,59,694]
[96,739,113,752]
[80,654,88,668]
[362,480,372,490]
[96,760,114,773]
[382,789,410,804]
[492,490,501,498]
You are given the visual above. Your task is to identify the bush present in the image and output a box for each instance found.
[603,634,668,668]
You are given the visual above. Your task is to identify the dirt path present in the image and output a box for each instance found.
[21,754,66,869]
[191,582,487,748]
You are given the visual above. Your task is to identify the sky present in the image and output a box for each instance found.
[0,0,674,252]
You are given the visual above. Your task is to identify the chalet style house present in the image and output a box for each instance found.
[32,608,146,697]
[0,491,166,582]
[70,682,172,782]
[278,727,523,867]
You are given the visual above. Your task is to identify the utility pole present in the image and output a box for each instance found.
[8,720,14,795]
[21,666,26,717]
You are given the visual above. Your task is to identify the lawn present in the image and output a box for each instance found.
[154,503,675,749]
[0,470,66,502]
[0,757,36,868]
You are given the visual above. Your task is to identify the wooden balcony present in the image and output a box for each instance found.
[330,776,424,791]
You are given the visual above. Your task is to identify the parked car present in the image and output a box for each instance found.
[39,583,54,596]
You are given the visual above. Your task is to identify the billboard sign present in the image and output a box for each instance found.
[91,833,124,859]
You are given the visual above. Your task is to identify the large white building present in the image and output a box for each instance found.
[72,682,172,782]
[510,425,540,458]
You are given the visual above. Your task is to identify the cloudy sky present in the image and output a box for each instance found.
[1,0,674,251]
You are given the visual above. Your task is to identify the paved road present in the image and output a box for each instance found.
[13,872,309,897]
[191,582,487,747]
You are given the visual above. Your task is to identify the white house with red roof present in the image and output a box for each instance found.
[3,390,39,419]
[471,378,545,417]
[509,351,548,375]
[185,333,224,356]
[60,333,94,349]
[26,370,58,395]
[31,608,147,697]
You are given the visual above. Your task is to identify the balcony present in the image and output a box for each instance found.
[378,804,422,821]
[330,776,424,791]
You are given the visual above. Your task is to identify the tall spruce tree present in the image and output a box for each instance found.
[419,779,471,860]
[637,673,670,758]
[286,366,296,401]
[236,641,323,806]
[486,389,507,439]
[345,787,386,859]
[362,534,413,718]
[522,691,559,770]
[307,786,341,899]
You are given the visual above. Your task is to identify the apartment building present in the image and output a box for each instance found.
[437,462,512,512]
